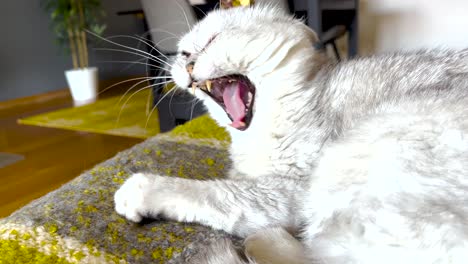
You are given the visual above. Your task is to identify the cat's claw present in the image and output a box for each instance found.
[114,173,149,222]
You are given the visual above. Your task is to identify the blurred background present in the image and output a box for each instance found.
[0,0,146,102]
[359,0,468,55]
[1,0,468,102]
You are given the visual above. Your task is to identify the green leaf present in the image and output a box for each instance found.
[41,0,107,54]
[90,24,106,36]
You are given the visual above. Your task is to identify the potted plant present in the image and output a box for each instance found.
[42,0,106,104]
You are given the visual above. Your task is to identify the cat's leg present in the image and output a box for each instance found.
[188,227,306,264]
[114,173,302,237]
[244,227,306,264]
[188,237,248,264]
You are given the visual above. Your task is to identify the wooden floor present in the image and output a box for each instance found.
[0,78,145,217]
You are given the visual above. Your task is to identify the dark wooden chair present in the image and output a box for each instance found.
[303,0,359,59]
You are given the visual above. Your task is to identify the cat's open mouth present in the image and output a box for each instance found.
[193,75,255,130]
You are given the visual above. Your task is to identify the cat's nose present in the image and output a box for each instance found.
[186,61,195,75]
[186,61,199,86]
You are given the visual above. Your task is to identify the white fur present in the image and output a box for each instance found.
[115,6,468,263]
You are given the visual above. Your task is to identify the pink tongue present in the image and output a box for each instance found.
[222,82,246,128]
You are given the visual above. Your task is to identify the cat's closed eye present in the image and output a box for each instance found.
[181,51,191,58]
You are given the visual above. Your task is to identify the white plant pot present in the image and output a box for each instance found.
[65,67,98,105]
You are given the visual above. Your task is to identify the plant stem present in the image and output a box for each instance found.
[66,23,78,69]
[75,27,85,68]
[70,0,84,68]
[77,0,89,68]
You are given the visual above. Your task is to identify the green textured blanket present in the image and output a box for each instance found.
[0,116,236,263]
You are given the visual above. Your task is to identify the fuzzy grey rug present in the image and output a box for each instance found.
[0,132,239,263]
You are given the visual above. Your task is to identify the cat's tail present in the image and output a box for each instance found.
[190,227,306,264]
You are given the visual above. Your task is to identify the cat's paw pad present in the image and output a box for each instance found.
[114,173,150,222]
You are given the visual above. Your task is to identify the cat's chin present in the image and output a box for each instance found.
[194,74,255,131]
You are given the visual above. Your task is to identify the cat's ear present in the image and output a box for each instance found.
[299,24,320,45]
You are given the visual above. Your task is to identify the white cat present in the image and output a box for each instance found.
[115,6,468,263]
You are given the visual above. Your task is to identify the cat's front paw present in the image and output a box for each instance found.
[114,173,150,222]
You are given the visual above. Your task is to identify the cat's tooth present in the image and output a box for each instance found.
[191,83,196,94]
[205,80,212,92]
[229,121,246,128]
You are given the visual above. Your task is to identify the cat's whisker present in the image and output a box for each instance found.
[94,46,171,66]
[144,45,177,67]
[98,76,158,96]
[136,23,186,62]
[175,95,203,139]
[167,85,199,110]
[151,36,184,59]
[145,103,159,130]
[114,57,163,73]
[189,98,202,122]
[96,59,170,71]
[152,84,179,109]
[143,21,190,39]
[146,37,181,67]
[115,80,172,127]
[112,34,180,62]
[105,34,161,54]
[174,0,193,31]
[117,77,174,106]
[145,28,179,38]
[191,5,207,17]
[87,30,171,67]
[136,30,182,64]
[144,84,181,129]
[117,78,164,107]
[94,47,172,68]
[145,87,153,116]
[168,86,179,119]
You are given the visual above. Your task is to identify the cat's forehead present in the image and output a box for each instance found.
[178,6,291,51]
[178,9,244,51]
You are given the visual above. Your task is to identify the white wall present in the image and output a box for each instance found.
[360,0,468,54]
